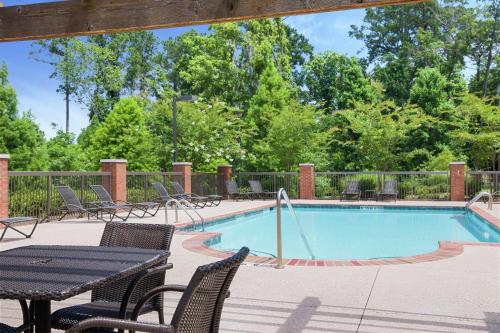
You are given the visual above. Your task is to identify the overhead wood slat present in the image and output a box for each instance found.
[0,0,427,42]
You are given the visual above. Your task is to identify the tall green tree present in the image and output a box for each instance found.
[86,97,157,170]
[303,52,375,112]
[31,38,88,133]
[47,127,84,171]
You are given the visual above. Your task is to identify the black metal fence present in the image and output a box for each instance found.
[233,172,300,198]
[192,172,220,196]
[126,172,183,203]
[315,171,450,200]
[8,171,112,218]
[466,171,500,200]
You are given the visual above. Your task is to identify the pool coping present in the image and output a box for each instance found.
[178,202,500,267]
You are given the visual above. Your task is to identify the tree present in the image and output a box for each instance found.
[450,94,500,170]
[303,52,375,112]
[0,64,48,170]
[47,127,84,171]
[146,98,247,171]
[255,103,327,171]
[31,38,88,133]
[86,97,158,171]
[246,63,290,140]
[285,25,314,90]
[409,67,449,115]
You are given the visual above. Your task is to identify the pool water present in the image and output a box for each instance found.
[199,206,500,260]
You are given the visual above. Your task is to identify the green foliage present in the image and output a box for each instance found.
[303,52,375,112]
[147,98,246,171]
[422,146,462,170]
[47,129,84,171]
[410,68,449,115]
[86,97,158,171]
[0,64,17,119]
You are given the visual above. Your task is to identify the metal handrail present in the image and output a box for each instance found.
[163,198,206,231]
[276,188,315,269]
[465,191,493,210]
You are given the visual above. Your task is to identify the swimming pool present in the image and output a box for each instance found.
[193,206,500,260]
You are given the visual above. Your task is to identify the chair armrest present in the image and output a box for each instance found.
[118,263,173,318]
[65,317,174,333]
[130,284,188,321]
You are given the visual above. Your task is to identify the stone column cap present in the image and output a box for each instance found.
[217,165,233,168]
[0,154,10,160]
[449,162,466,165]
[299,163,314,166]
[100,159,127,163]
[172,162,192,166]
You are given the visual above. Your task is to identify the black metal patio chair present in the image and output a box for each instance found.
[0,300,30,333]
[172,181,222,207]
[55,185,108,221]
[90,184,161,218]
[51,222,175,331]
[341,180,361,201]
[248,180,277,199]
[225,180,254,201]
[377,180,398,201]
[65,247,249,333]
[0,217,39,241]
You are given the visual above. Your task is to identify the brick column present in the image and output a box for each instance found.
[100,159,127,202]
[0,154,9,218]
[299,163,315,200]
[173,162,192,195]
[217,165,232,199]
[449,162,465,201]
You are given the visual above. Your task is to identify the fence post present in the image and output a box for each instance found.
[299,163,315,200]
[217,165,232,199]
[100,159,127,202]
[0,154,9,218]
[449,162,466,201]
[173,162,192,194]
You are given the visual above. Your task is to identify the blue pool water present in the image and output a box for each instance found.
[197,206,500,260]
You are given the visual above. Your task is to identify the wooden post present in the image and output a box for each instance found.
[0,154,9,218]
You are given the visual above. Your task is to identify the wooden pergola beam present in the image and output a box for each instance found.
[0,0,427,42]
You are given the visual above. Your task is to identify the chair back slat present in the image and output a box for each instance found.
[172,182,186,195]
[93,223,175,306]
[225,181,239,195]
[153,182,170,199]
[248,181,263,194]
[171,247,249,333]
[90,184,114,203]
[383,180,397,194]
[55,186,84,211]
[346,181,360,194]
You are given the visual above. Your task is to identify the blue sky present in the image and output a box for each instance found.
[0,0,366,138]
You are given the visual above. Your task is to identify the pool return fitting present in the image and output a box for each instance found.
[276,188,315,269]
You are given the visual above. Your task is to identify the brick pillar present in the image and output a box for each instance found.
[299,163,315,200]
[0,154,9,218]
[173,162,192,195]
[217,165,232,199]
[449,162,465,201]
[100,159,127,202]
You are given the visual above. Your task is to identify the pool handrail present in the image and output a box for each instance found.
[466,192,493,210]
[276,188,315,268]
[164,198,206,231]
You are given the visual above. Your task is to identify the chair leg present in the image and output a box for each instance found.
[158,308,165,324]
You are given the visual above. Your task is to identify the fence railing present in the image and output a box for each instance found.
[8,171,112,218]
[315,171,450,200]
[192,172,220,196]
[233,172,300,198]
[466,171,500,200]
[126,172,183,203]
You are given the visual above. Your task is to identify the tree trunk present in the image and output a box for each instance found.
[65,88,70,134]
[483,3,499,96]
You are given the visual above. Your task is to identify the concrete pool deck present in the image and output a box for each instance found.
[0,200,499,332]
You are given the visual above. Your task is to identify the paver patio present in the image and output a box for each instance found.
[0,200,498,332]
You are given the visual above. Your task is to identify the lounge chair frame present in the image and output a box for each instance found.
[248,180,277,199]
[172,181,222,207]
[225,180,255,201]
[341,180,361,201]
[377,180,398,201]
[0,217,40,241]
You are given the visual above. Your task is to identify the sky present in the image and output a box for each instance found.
[0,1,367,138]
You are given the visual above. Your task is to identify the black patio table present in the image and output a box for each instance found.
[0,245,170,333]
